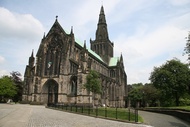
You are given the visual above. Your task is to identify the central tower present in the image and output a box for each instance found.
[90,6,114,64]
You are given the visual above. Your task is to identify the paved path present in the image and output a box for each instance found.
[0,104,151,127]
[139,110,190,127]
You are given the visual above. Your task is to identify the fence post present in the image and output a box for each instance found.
[135,109,138,122]
[88,105,90,115]
[105,106,107,118]
[96,105,98,117]
[116,106,118,119]
[128,108,130,121]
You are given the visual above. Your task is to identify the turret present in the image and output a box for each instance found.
[29,50,35,67]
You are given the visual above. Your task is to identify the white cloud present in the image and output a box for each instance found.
[169,0,190,6]
[0,55,5,64]
[114,18,189,84]
[0,7,44,42]
[0,7,45,78]
[0,70,10,77]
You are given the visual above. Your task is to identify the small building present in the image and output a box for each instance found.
[22,6,127,107]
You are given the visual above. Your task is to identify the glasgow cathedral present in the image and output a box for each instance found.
[23,6,127,107]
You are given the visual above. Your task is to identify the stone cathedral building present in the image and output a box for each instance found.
[22,6,127,107]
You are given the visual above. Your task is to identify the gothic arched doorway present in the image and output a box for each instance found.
[42,79,58,105]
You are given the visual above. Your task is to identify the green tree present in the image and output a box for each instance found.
[128,83,143,108]
[142,83,161,107]
[84,70,101,94]
[10,71,23,102]
[84,70,101,107]
[149,59,190,106]
[0,76,17,102]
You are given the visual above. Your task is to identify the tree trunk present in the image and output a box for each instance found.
[175,91,179,106]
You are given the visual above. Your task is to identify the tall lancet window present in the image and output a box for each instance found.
[45,49,53,76]
[44,34,62,76]
[54,49,59,75]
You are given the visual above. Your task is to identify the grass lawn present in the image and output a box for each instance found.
[162,106,190,111]
[145,106,190,111]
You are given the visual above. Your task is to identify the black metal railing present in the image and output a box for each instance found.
[47,103,139,122]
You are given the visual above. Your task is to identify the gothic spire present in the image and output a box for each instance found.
[96,5,109,41]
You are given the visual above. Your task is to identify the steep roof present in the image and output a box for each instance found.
[75,39,104,62]
[109,57,119,67]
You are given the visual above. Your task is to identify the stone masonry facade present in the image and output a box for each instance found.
[22,6,127,107]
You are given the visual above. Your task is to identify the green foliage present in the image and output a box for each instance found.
[0,76,17,102]
[143,83,161,107]
[149,59,190,106]
[10,71,23,102]
[128,83,144,107]
[128,83,162,107]
[84,70,101,94]
[128,83,143,101]
[179,92,190,106]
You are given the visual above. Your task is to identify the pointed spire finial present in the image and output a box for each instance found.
[120,52,123,61]
[84,40,86,49]
[70,26,73,34]
[43,32,46,39]
[56,15,58,21]
[100,5,104,14]
[29,49,35,67]
[31,49,34,57]
[98,5,106,25]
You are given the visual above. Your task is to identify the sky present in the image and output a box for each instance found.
[0,0,190,84]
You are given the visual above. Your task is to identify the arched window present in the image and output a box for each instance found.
[70,76,77,96]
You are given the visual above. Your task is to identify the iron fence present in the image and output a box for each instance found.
[47,103,139,122]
